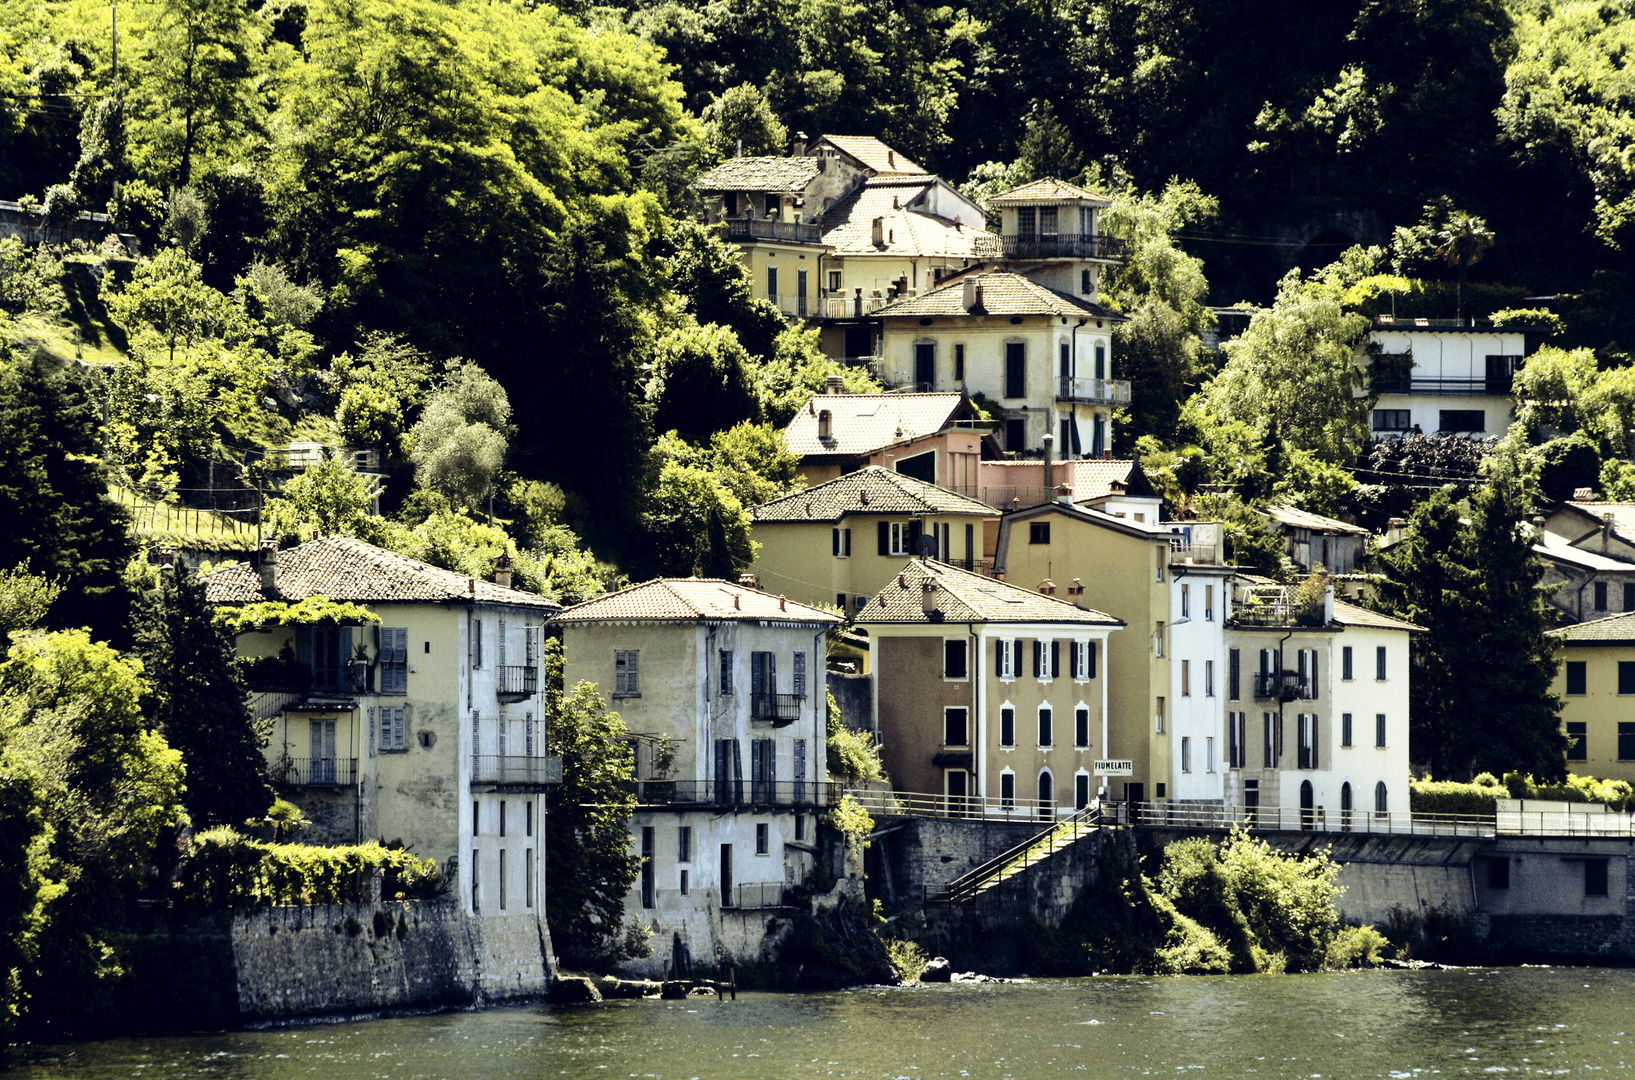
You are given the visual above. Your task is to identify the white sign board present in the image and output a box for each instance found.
[1094,759,1134,776]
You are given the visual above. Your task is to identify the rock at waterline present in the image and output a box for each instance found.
[921,957,952,983]
[548,977,602,1004]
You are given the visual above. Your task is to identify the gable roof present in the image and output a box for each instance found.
[1553,611,1635,643]
[814,135,926,176]
[1332,600,1423,633]
[820,179,1001,260]
[1566,502,1635,540]
[1533,529,1634,572]
[1264,504,1370,536]
[989,177,1114,207]
[695,156,821,193]
[873,272,1123,321]
[783,392,972,458]
[554,578,840,625]
[204,536,559,610]
[751,465,996,523]
[857,558,1122,625]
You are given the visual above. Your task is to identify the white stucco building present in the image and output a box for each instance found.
[1359,317,1535,438]
[554,578,842,978]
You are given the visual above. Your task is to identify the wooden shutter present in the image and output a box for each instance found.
[907,520,922,554]
[1087,641,1097,679]
[996,639,1004,677]
[878,522,890,556]
[1032,640,1041,677]
[1051,641,1060,679]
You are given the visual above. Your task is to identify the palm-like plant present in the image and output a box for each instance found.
[1434,211,1494,322]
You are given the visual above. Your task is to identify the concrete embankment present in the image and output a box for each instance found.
[118,899,554,1031]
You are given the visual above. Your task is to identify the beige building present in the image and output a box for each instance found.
[781,388,995,488]
[555,578,842,978]
[1551,612,1635,784]
[749,465,999,616]
[206,537,559,926]
[857,559,1121,813]
[1536,501,1635,625]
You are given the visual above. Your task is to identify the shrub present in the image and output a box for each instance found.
[179,827,442,907]
[1325,924,1390,969]
[881,937,929,983]
[1415,772,1635,815]
[1409,777,1503,817]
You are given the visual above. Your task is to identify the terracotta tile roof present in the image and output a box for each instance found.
[695,156,821,192]
[1551,611,1635,643]
[989,177,1113,207]
[873,272,1123,321]
[1264,504,1370,536]
[751,465,996,523]
[816,135,926,175]
[857,559,1122,625]
[554,578,841,625]
[820,180,1000,260]
[1333,600,1423,633]
[203,536,559,610]
[783,392,970,457]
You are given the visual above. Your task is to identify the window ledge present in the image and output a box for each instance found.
[379,747,409,754]
[613,692,643,699]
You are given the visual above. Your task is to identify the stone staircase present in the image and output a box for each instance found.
[933,803,1104,904]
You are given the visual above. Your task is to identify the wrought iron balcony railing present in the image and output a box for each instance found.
[630,779,840,808]
[1057,376,1132,405]
[1001,233,1128,261]
[1253,672,1310,702]
[496,664,538,702]
[723,218,825,244]
[471,755,562,790]
[750,692,804,723]
[277,757,357,786]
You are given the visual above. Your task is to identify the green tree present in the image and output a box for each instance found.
[132,570,271,828]
[700,83,788,158]
[544,681,639,969]
[705,420,801,509]
[754,323,883,426]
[647,319,763,444]
[641,440,758,578]
[662,220,785,360]
[261,457,384,545]
[1434,211,1495,322]
[409,364,515,511]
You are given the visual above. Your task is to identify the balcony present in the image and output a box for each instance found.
[471,755,562,792]
[631,779,840,808]
[750,692,804,724]
[1057,376,1132,405]
[1374,376,1509,396]
[496,664,538,703]
[276,757,357,786]
[1001,233,1128,261]
[723,218,825,245]
[1253,672,1309,703]
[822,295,895,319]
[722,882,799,910]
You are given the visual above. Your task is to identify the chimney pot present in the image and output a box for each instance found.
[872,216,885,247]
[779,594,787,611]
[1056,482,1073,505]
[898,572,907,588]
[887,150,895,167]
[738,572,759,590]
[921,579,939,613]
[493,552,514,589]
[826,374,845,395]
[975,282,984,309]
[734,593,741,609]
[792,131,807,156]
[257,539,280,594]
[468,577,475,595]
[1103,448,1112,461]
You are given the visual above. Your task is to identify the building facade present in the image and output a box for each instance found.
[1360,317,1535,438]
[1551,612,1635,785]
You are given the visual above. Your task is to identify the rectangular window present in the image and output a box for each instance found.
[379,627,408,694]
[1621,722,1635,760]
[1586,857,1610,896]
[1006,417,1026,452]
[996,639,1016,679]
[755,822,769,855]
[795,814,805,841]
[1627,582,1635,611]
[1206,736,1215,772]
[1181,584,1190,618]
[471,848,479,914]
[614,650,640,696]
[1205,660,1215,698]
[1621,662,1635,695]
[1205,585,1214,621]
[1298,714,1318,770]
[1038,707,1053,747]
[1000,707,1015,747]
[1263,713,1273,767]
[827,269,842,292]
[1229,649,1240,701]
[1039,206,1058,234]
[882,521,916,556]
[526,848,535,908]
[1488,856,1509,889]
[1342,712,1353,748]
[1342,645,1354,681]
[1376,646,1387,681]
[945,707,969,747]
[1439,409,1485,433]
[767,266,778,302]
[1181,736,1191,773]
[1005,342,1026,398]
[794,652,807,697]
[1596,581,1609,611]
[954,343,965,381]
[1372,409,1412,431]
[1154,622,1165,657]
[679,869,689,896]
[678,825,692,863]
[1156,546,1166,582]
[944,639,968,679]
[1181,659,1191,697]
[1567,721,1588,761]
[640,825,655,908]
[496,848,506,911]
[379,706,407,751]
[1156,697,1165,734]
[1081,268,1092,294]
[527,800,534,838]
[751,651,776,709]
[720,650,734,695]
[1376,713,1387,748]
[1075,707,1090,747]
[1229,712,1247,769]
[1029,521,1051,545]
[1001,772,1015,809]
[1566,660,1586,695]
[472,800,479,836]
[499,800,507,838]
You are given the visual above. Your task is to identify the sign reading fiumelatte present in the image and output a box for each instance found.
[1093,760,1134,776]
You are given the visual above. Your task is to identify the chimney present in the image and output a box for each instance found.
[493,552,514,589]
[257,539,280,595]
[734,593,741,609]
[1055,482,1073,505]
[963,278,977,310]
[887,149,895,168]
[156,546,177,577]
[1385,516,1408,546]
[892,195,900,210]
[738,572,759,590]
[921,578,940,614]
[779,594,787,611]
[1042,432,1055,490]
[898,571,907,588]
[826,374,845,395]
[975,282,984,310]
[1102,448,1112,461]
[792,131,807,156]
[735,137,743,158]
[1069,577,1084,596]
[1039,579,1055,596]
[467,577,475,595]
[872,216,885,247]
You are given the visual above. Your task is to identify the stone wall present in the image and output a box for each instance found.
[122,899,554,1030]
[828,671,873,733]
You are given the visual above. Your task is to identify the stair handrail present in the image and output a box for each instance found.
[937,800,1102,902]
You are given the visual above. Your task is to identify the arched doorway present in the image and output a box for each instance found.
[1300,779,1315,831]
[1340,782,1353,832]
[1037,770,1054,820]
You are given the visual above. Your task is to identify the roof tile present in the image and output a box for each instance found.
[989,177,1114,206]
[783,393,971,458]
[751,465,997,523]
[554,578,841,625]
[821,181,999,260]
[857,559,1122,625]
[1552,610,1635,643]
[816,135,926,175]
[874,272,1123,321]
[695,156,821,192]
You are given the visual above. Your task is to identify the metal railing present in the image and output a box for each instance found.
[1123,800,1497,837]
[844,787,1095,820]
[823,296,894,318]
[1233,602,1327,628]
[1057,376,1132,405]
[277,757,357,786]
[1001,234,1128,261]
[722,882,795,910]
[937,802,1104,903]
[968,484,1058,511]
[1253,672,1311,701]
[471,755,562,788]
[1374,377,1508,396]
[723,218,824,244]
[750,692,804,722]
[1168,543,1221,566]
[632,779,840,808]
[248,690,305,723]
[496,664,538,700]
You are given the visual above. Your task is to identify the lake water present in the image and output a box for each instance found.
[11,968,1635,1080]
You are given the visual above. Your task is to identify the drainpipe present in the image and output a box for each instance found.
[1069,317,1087,460]
[1276,628,1294,767]
[1099,630,1110,801]
[1579,574,1597,623]
[970,622,982,802]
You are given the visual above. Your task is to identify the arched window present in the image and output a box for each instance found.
[817,409,832,441]
[1299,779,1315,831]
[1037,770,1054,820]
[1340,782,1353,832]
[1375,781,1388,816]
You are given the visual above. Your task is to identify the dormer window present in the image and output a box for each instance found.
[817,409,833,441]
